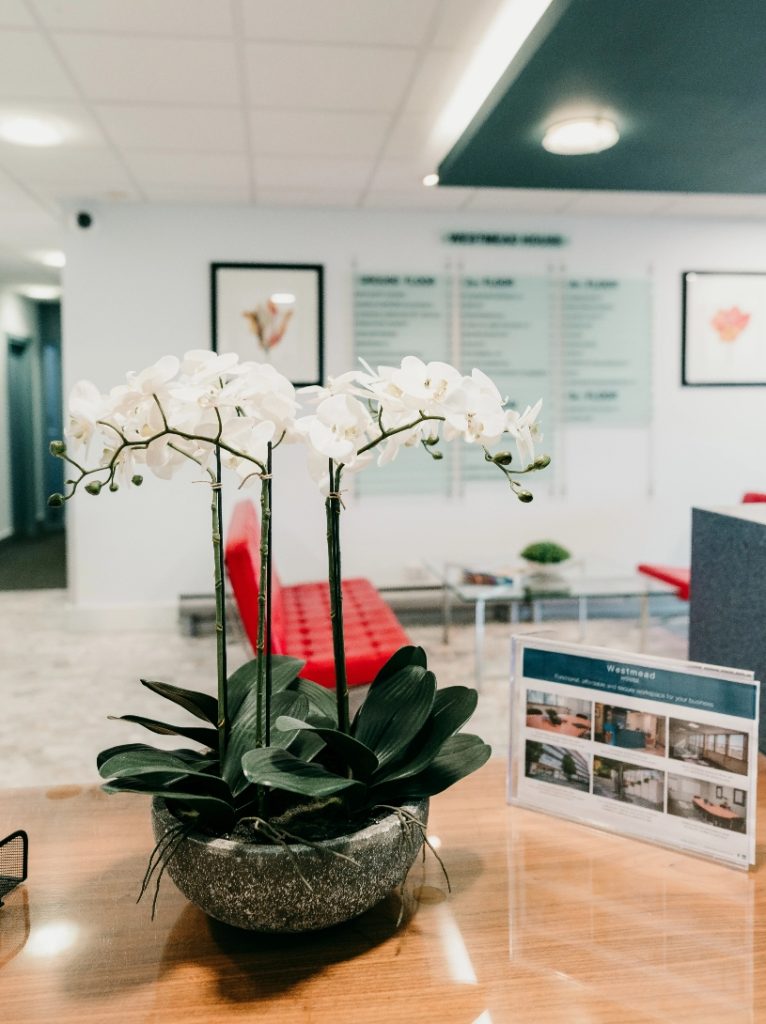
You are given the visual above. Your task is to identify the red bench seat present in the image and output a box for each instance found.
[225,500,411,689]
[637,564,691,601]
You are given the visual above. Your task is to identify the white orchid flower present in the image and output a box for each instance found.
[506,399,543,467]
[125,355,180,395]
[180,349,239,382]
[298,394,374,463]
[443,372,507,445]
[68,380,108,446]
[300,370,376,404]
[385,356,464,413]
[220,417,275,473]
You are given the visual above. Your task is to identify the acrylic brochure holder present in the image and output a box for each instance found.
[508,636,759,870]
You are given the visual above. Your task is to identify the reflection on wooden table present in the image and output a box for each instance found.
[1,761,764,1023]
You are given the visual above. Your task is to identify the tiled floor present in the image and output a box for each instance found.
[0,589,688,789]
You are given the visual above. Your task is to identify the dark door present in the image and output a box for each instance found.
[7,336,37,538]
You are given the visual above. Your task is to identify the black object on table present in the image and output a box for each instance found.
[0,830,28,906]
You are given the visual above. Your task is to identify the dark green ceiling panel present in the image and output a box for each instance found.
[439,0,766,193]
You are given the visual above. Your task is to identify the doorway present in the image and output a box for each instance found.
[0,299,66,589]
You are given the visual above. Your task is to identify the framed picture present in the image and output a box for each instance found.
[715,785,723,799]
[211,262,323,386]
[682,271,766,386]
[734,789,746,806]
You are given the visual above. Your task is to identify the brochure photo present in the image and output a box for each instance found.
[509,637,759,869]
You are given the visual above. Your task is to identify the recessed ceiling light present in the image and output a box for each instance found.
[19,284,62,300]
[0,115,63,147]
[542,117,619,156]
[37,250,66,268]
[422,173,439,187]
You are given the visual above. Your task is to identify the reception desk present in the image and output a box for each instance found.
[689,504,766,752]
[2,760,765,1023]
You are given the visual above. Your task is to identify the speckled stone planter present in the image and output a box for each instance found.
[151,797,428,932]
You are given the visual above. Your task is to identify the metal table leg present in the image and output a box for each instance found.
[578,596,587,641]
[475,597,486,690]
[639,592,649,652]
[442,581,452,645]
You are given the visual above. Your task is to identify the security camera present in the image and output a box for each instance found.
[75,210,93,229]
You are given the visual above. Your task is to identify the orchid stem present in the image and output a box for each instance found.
[326,459,350,736]
[212,451,228,761]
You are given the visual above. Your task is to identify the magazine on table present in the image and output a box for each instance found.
[508,636,759,870]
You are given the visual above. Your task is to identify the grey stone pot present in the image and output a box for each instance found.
[151,797,428,932]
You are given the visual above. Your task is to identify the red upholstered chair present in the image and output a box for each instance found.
[224,500,411,689]
[637,492,766,600]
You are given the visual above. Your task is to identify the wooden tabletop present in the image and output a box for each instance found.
[2,759,765,1024]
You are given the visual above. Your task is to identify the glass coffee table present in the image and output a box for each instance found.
[434,564,680,687]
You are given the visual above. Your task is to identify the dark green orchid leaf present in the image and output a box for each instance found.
[288,729,326,762]
[276,716,379,780]
[96,742,207,772]
[108,714,219,750]
[354,666,436,769]
[373,646,428,685]
[140,679,218,725]
[223,691,310,796]
[373,686,479,785]
[97,741,155,772]
[291,676,337,720]
[102,776,234,822]
[227,654,305,719]
[99,747,218,782]
[372,734,491,803]
[241,747,362,798]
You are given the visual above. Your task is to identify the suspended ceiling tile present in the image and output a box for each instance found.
[0,168,48,209]
[0,100,106,146]
[245,43,417,112]
[250,109,390,158]
[465,187,581,212]
[400,48,467,118]
[363,187,473,209]
[54,34,239,104]
[0,145,129,186]
[0,29,76,99]
[430,0,505,48]
[383,115,444,163]
[96,105,246,153]
[256,187,362,208]
[34,0,232,36]
[0,0,34,28]
[124,152,249,189]
[241,0,438,47]
[142,183,250,203]
[255,156,373,189]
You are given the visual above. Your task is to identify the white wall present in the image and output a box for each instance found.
[62,204,766,618]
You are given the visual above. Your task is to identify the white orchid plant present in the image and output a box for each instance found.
[50,350,548,852]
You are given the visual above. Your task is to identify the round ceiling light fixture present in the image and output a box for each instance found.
[0,115,64,147]
[422,173,439,187]
[542,116,619,156]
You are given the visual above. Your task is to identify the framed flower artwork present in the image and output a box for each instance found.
[211,262,324,387]
[682,271,766,386]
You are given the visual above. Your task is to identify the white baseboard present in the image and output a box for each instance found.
[64,601,179,632]
[0,526,12,543]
